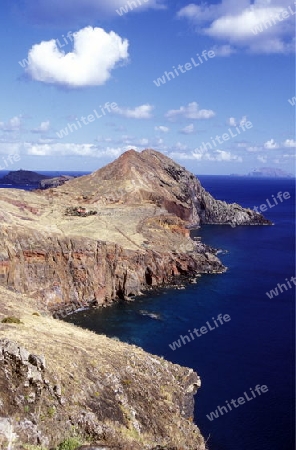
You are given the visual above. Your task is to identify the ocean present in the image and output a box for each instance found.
[1,174,295,450]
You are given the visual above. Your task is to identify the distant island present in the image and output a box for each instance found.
[0,169,74,188]
[0,169,50,185]
[248,167,294,178]
[230,167,294,178]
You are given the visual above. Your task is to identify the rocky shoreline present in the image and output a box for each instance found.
[0,149,271,449]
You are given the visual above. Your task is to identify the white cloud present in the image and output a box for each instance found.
[0,116,22,132]
[213,149,243,162]
[24,141,137,158]
[174,142,189,151]
[31,121,51,133]
[264,138,279,149]
[257,155,268,163]
[116,104,154,119]
[168,151,196,160]
[178,1,296,54]
[228,117,237,127]
[247,145,262,152]
[165,102,215,121]
[192,147,242,162]
[155,126,169,133]
[240,116,248,127]
[180,124,195,134]
[283,138,296,148]
[228,116,248,127]
[26,27,129,88]
[283,153,296,158]
[211,44,237,57]
[22,0,166,24]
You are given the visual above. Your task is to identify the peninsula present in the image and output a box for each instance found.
[0,149,271,449]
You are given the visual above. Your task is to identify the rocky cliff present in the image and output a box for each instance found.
[0,149,270,316]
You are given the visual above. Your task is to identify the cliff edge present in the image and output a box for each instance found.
[0,149,270,316]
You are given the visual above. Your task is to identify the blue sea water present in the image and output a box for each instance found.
[1,174,294,449]
[65,176,295,450]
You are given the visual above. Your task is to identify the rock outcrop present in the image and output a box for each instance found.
[39,175,74,189]
[0,287,206,449]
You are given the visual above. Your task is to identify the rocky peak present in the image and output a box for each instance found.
[64,149,271,227]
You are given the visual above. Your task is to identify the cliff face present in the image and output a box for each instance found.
[0,287,206,450]
[0,149,270,315]
[0,226,223,316]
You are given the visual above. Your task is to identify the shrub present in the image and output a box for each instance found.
[56,437,82,450]
[1,316,23,324]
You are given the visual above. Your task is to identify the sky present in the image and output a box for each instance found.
[0,0,295,174]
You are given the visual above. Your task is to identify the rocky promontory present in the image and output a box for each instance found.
[0,149,271,317]
[0,149,271,449]
[0,169,50,185]
[39,174,74,189]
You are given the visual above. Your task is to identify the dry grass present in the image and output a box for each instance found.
[0,286,206,450]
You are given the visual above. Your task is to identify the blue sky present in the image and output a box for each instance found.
[0,0,295,174]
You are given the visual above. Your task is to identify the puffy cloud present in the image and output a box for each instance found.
[165,102,215,121]
[155,126,169,133]
[192,147,242,162]
[228,116,248,127]
[212,150,243,162]
[20,0,166,24]
[26,27,129,88]
[24,141,136,158]
[115,104,154,119]
[178,1,296,54]
[283,138,296,148]
[0,116,22,132]
[31,121,51,133]
[179,124,195,134]
[264,138,279,149]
